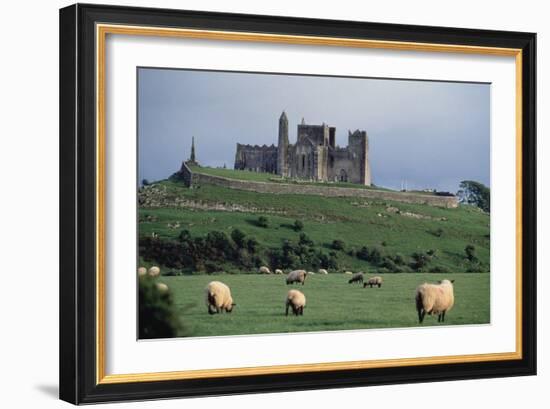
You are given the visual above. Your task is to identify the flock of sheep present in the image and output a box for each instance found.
[139,266,456,323]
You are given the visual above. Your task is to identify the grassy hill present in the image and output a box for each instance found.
[138,178,489,275]
[187,165,394,191]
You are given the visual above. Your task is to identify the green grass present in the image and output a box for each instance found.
[139,180,489,273]
[189,165,393,191]
[189,165,277,182]
[158,273,489,337]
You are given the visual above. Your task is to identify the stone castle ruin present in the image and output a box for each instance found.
[234,112,372,185]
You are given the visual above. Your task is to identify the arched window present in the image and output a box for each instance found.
[302,154,305,170]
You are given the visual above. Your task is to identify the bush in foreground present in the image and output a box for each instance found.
[139,276,185,339]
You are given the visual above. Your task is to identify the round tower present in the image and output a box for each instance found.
[277,111,289,177]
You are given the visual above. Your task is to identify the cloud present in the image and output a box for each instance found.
[138,68,490,192]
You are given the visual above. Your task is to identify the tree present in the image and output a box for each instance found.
[465,244,477,262]
[331,239,345,251]
[457,180,490,212]
[231,229,246,249]
[257,216,269,228]
[139,276,184,339]
[293,219,304,231]
[142,178,150,186]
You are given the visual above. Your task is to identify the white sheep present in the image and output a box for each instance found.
[286,270,307,285]
[259,266,271,274]
[205,281,235,314]
[318,269,328,275]
[137,267,147,277]
[344,271,353,275]
[364,276,383,288]
[415,279,455,323]
[155,282,169,293]
[307,271,315,275]
[274,269,284,275]
[148,266,160,277]
[286,289,306,316]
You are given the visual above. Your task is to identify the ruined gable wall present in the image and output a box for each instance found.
[234,143,278,173]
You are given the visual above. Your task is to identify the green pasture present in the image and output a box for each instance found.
[160,273,490,337]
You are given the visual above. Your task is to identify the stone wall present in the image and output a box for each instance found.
[178,161,195,187]
[188,170,458,208]
[234,143,278,173]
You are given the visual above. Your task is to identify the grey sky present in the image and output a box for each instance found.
[138,68,490,192]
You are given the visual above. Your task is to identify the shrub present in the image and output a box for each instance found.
[368,246,383,264]
[299,233,314,246]
[431,228,444,237]
[410,251,432,271]
[357,246,370,261]
[347,247,357,257]
[429,265,451,274]
[380,257,397,272]
[142,179,150,186]
[427,249,437,257]
[331,239,345,251]
[204,261,224,273]
[178,229,191,242]
[246,237,258,253]
[381,241,388,247]
[466,264,486,273]
[392,253,406,265]
[465,244,477,261]
[231,229,247,249]
[293,219,304,231]
[257,216,269,228]
[139,276,185,339]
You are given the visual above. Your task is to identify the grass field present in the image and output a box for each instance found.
[139,180,489,273]
[161,273,489,337]
[188,165,395,191]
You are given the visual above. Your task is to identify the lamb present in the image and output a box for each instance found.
[344,271,353,275]
[363,276,383,288]
[274,269,284,275]
[137,267,147,277]
[285,289,306,316]
[286,270,307,285]
[148,266,160,277]
[259,266,271,274]
[205,281,236,314]
[415,279,455,323]
[318,269,328,275]
[348,272,364,284]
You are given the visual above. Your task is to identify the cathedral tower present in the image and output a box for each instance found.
[277,111,289,177]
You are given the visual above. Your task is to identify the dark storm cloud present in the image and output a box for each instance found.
[138,68,489,192]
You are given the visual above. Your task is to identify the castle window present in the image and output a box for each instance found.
[302,154,305,170]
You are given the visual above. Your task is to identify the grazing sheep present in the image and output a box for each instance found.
[259,266,271,274]
[148,266,160,277]
[285,289,306,316]
[155,282,169,293]
[137,267,147,277]
[205,281,236,315]
[415,279,455,323]
[274,269,284,275]
[363,276,383,288]
[348,272,364,284]
[318,269,328,275]
[307,271,315,275]
[344,271,353,275]
[286,270,307,285]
